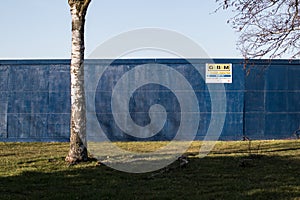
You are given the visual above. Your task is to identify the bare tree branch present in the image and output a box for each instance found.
[217,0,300,58]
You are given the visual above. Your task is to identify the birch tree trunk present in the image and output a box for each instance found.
[65,0,91,164]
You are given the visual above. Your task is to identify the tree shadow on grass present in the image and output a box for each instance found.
[1,155,300,200]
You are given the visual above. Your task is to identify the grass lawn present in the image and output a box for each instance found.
[1,140,300,199]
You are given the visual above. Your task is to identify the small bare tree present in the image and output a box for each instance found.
[218,0,300,58]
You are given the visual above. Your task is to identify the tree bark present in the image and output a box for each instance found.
[65,0,91,164]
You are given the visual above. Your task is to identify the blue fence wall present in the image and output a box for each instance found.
[244,59,300,139]
[0,59,299,142]
[0,60,71,142]
[85,59,244,141]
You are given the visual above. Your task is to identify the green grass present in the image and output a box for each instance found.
[1,140,300,199]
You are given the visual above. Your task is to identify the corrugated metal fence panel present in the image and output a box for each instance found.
[0,60,70,142]
[215,59,245,140]
[0,59,299,141]
[85,59,244,141]
[244,60,300,139]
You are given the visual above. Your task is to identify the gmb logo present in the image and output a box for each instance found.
[85,28,227,173]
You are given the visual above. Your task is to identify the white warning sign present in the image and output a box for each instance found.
[205,63,232,83]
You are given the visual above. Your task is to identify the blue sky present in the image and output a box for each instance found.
[0,1,241,59]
